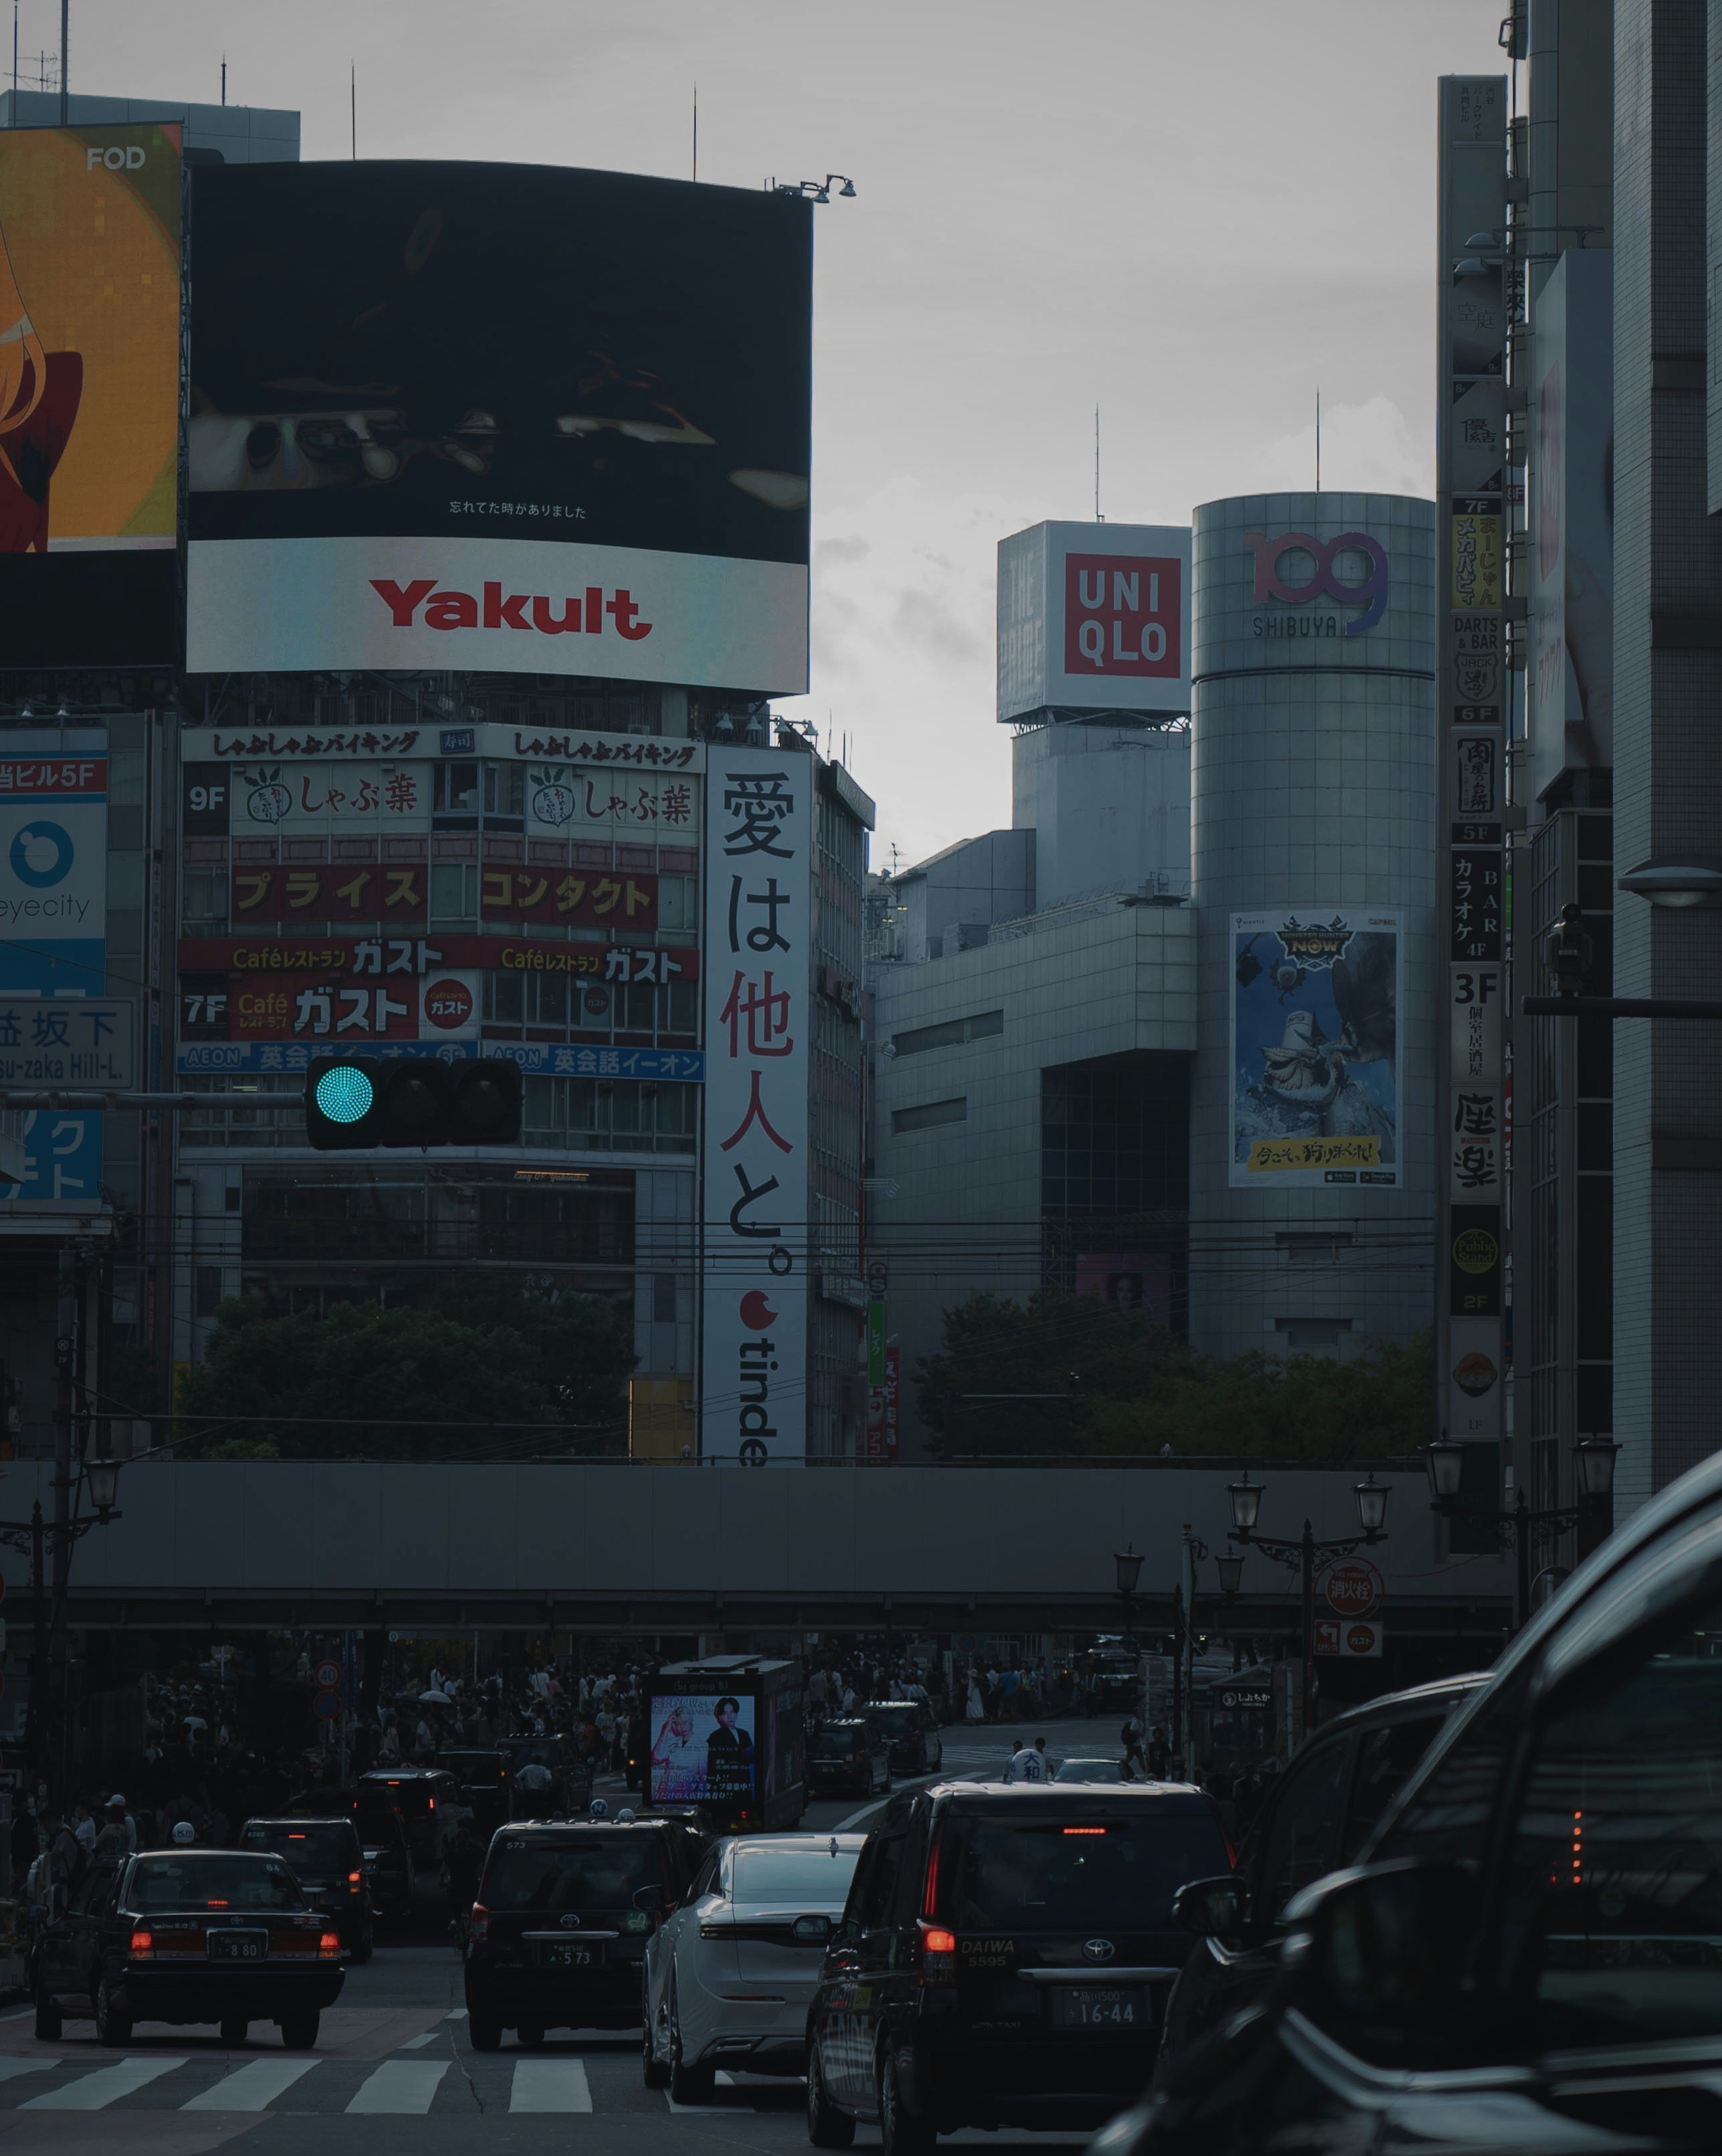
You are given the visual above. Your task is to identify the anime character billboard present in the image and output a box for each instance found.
[1230,909,1400,1188]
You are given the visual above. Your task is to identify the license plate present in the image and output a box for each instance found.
[209,1931,267,1962]
[540,1941,598,1969]
[1050,1986,1144,2030]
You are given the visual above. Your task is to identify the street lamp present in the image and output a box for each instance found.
[1426,1434,1466,1504]
[1225,1469,1388,1744]
[84,1456,119,1520]
[1216,1551,1244,1596]
[1574,1436,1621,1500]
[1426,1436,1619,1628]
[1113,1543,1143,1643]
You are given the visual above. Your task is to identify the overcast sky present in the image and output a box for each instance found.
[38,0,1506,867]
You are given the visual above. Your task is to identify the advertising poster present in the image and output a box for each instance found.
[1074,1250,1171,1320]
[701,745,811,1461]
[186,163,811,690]
[1230,909,1400,1188]
[648,1691,755,1807]
[0,124,182,662]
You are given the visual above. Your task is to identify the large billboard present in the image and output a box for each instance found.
[185,163,811,690]
[0,123,182,664]
[648,1691,756,1806]
[1230,909,1401,1189]
[700,745,811,1461]
[997,519,1191,722]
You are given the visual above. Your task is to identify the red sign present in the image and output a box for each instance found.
[1063,552,1181,678]
[422,978,474,1030]
[479,867,657,931]
[179,936,697,980]
[883,1344,900,1462]
[1322,1557,1383,1620]
[231,863,429,925]
[0,758,106,795]
[1314,1617,1383,1660]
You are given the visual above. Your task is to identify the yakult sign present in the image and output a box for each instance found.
[701,747,812,1463]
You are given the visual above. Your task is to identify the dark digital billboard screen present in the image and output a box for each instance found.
[186,161,811,690]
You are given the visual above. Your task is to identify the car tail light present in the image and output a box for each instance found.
[917,1921,956,1986]
[318,1930,342,1958]
[428,1796,435,1810]
[349,1870,363,1888]
[129,1929,154,1959]
[469,1903,488,1941]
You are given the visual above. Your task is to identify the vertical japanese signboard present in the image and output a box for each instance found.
[1437,78,1508,1447]
[701,748,811,1462]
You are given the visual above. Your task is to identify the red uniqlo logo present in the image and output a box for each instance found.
[1063,552,1180,677]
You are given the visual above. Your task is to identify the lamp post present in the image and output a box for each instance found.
[1224,1470,1391,1747]
[0,1454,122,1790]
[1426,1434,1618,1629]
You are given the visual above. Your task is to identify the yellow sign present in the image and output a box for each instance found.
[1451,513,1501,610]
[0,124,182,551]
[1246,1135,1380,1174]
[1452,1228,1499,1274]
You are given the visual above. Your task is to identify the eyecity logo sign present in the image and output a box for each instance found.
[1244,530,1390,635]
[9,822,74,888]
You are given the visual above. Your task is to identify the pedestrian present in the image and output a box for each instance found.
[965,1669,985,1722]
[92,1797,130,1863]
[1145,1722,1168,1778]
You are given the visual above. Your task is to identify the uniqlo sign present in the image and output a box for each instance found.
[1063,552,1182,678]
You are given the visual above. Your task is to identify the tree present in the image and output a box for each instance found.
[173,1276,635,1460]
[915,1287,1431,1461]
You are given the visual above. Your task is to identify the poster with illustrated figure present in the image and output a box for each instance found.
[1230,909,1400,1189]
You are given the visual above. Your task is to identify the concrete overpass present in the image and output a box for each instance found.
[0,1458,1514,1642]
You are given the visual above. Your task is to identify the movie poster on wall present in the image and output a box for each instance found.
[1230,909,1401,1189]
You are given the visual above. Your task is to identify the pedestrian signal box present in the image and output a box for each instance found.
[304,1055,523,1150]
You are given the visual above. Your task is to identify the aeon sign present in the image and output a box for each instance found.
[1244,531,1390,637]
[1063,552,1182,677]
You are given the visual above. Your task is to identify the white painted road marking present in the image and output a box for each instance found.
[508,2058,593,2113]
[23,2056,190,2109]
[182,2056,319,2111]
[345,2059,450,2113]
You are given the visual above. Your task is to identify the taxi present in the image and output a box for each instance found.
[34,1847,343,2047]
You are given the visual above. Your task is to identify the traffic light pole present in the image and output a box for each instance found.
[0,1094,282,1110]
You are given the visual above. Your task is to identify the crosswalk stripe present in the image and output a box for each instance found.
[181,2057,319,2112]
[22,2056,190,2110]
[0,2059,57,2082]
[345,2059,449,2114]
[508,2059,592,2113]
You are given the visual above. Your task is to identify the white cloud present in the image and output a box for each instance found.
[1246,396,1431,502]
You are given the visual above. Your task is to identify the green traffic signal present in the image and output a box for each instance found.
[304,1056,523,1150]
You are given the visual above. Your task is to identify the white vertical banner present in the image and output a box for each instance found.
[700,748,811,1462]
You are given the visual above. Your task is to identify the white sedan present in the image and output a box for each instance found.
[642,1832,865,2103]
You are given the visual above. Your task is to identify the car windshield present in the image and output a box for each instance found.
[940,1816,1228,1930]
[130,1856,304,1912]
[810,1727,865,1758]
[863,1707,916,1737]
[444,1755,504,1784]
[362,1779,436,1817]
[1053,1760,1127,1783]
[241,1826,351,1870]
[731,1846,861,1904]
[481,1839,659,1913]
[498,1740,561,1770]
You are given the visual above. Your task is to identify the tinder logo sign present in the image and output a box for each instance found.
[1063,552,1181,676]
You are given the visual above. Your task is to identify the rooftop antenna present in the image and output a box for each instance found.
[57,0,65,125]
[1315,387,1321,493]
[11,3,17,122]
[350,63,356,159]
[692,81,697,181]
[221,52,226,106]
[1095,404,1102,522]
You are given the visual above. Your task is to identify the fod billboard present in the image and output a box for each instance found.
[186,162,811,691]
[997,519,1191,722]
[0,124,182,664]
[647,1691,756,1806]
[1231,908,1401,1189]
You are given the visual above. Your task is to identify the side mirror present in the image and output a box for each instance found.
[1285,1859,1474,2060]
[793,1913,833,1944]
[1173,1875,1243,1943]
[631,1885,663,1912]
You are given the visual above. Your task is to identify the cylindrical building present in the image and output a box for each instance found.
[1188,492,1436,1360]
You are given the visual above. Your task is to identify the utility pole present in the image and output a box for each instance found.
[1179,1526,1197,1779]
[56,0,65,125]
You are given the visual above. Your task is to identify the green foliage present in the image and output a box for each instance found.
[915,1287,1430,1461]
[175,1276,636,1461]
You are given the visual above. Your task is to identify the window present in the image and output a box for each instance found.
[1042,1051,1188,1216]
[479,1839,659,1913]
[483,763,524,817]
[652,1273,677,1324]
[182,868,228,927]
[1377,1679,1524,1867]
[1497,1601,1722,2043]
[892,1097,967,1135]
[1276,1318,1350,1351]
[1277,1232,1354,1264]
[434,762,480,813]
[856,1835,905,1930]
[942,1817,1229,1931]
[658,875,698,932]
[430,862,479,922]
[483,972,524,1026]
[195,1266,225,1320]
[892,1009,1004,1057]
[1340,1715,1447,1862]
[1254,1737,1350,1923]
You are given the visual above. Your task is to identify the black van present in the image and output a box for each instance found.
[804,1781,1229,2152]
[463,1816,705,2049]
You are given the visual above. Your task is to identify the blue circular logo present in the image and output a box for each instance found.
[314,1064,374,1125]
[9,820,73,889]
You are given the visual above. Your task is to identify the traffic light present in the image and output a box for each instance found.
[304,1056,523,1150]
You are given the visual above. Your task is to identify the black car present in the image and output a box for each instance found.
[1152,1670,1487,2077]
[805,1781,1231,2152]
[33,1848,344,2048]
[357,1804,416,1921]
[353,1768,465,1863]
[807,1718,892,1797]
[438,1749,511,1835]
[239,1816,375,1961]
[1096,1449,1722,2156]
[464,1815,705,2049]
[857,1700,944,1776]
